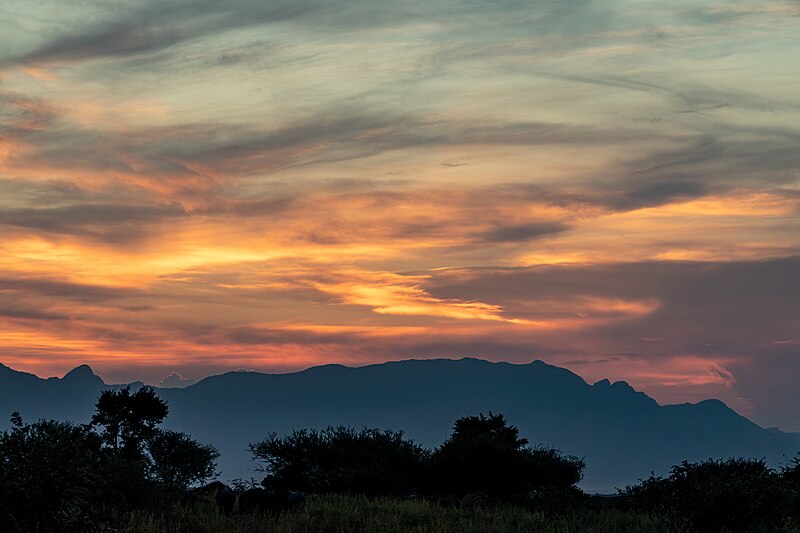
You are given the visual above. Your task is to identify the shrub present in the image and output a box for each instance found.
[431,412,584,498]
[624,458,784,532]
[147,429,220,492]
[0,414,104,531]
[250,426,430,497]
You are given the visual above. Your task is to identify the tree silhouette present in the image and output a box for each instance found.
[89,387,219,498]
[148,429,219,490]
[432,412,584,497]
[0,413,103,532]
[91,386,168,458]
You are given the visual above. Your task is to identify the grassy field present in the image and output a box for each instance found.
[122,494,693,533]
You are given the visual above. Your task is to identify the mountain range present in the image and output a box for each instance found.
[1,358,797,492]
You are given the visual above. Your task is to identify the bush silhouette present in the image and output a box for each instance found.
[625,458,784,532]
[5,394,800,532]
[0,413,104,532]
[431,412,585,498]
[251,414,585,500]
[0,388,218,529]
[250,426,429,497]
[148,429,220,492]
[780,454,800,524]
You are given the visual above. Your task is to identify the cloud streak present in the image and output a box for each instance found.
[0,0,798,432]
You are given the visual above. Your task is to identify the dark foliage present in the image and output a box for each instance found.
[250,426,430,497]
[5,395,800,532]
[249,413,584,503]
[91,386,168,458]
[0,413,103,532]
[780,454,800,524]
[148,429,220,491]
[0,387,217,530]
[431,413,585,498]
[624,458,785,532]
[781,454,800,485]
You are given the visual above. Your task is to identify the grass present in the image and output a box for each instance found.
[121,494,692,533]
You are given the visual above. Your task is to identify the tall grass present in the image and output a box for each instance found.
[123,494,692,533]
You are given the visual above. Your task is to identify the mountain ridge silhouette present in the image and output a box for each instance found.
[0,357,796,492]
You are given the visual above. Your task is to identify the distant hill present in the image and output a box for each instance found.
[0,358,796,492]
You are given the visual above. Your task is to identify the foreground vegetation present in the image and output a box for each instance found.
[3,387,800,532]
[125,494,691,533]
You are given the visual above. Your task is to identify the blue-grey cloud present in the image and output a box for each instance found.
[0,203,187,243]
[477,222,568,243]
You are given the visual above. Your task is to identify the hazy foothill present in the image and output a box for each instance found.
[3,359,800,532]
[1,358,797,492]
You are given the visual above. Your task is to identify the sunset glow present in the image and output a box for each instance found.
[1,0,798,430]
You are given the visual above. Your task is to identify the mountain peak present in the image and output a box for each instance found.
[62,364,99,383]
[611,380,634,391]
[0,356,792,492]
[693,398,730,412]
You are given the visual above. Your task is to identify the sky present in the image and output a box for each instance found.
[0,0,798,428]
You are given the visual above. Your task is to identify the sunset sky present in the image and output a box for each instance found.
[1,1,798,429]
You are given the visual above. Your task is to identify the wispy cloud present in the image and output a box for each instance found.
[0,0,798,430]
